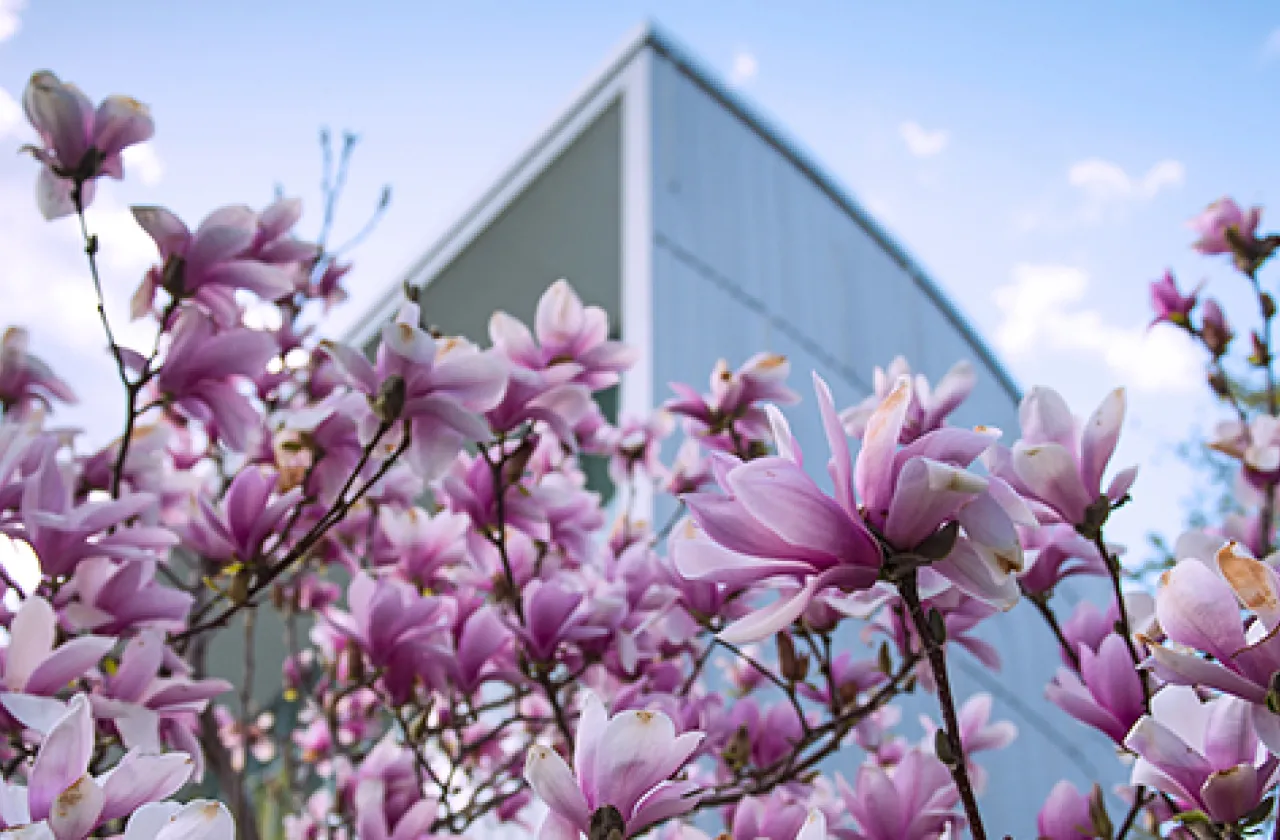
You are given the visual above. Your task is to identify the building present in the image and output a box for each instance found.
[344,23,1118,837]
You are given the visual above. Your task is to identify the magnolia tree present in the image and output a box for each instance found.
[1,69,1277,840]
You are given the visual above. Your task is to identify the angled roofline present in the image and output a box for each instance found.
[342,21,1023,405]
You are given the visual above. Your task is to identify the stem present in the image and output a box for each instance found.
[1026,590,1081,670]
[72,189,137,500]
[1116,786,1147,840]
[1249,270,1277,554]
[898,568,988,840]
[1092,531,1153,707]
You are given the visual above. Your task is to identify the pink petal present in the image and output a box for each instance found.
[524,745,589,829]
[6,596,56,692]
[28,696,94,822]
[813,374,855,514]
[1012,442,1091,524]
[99,750,194,823]
[47,774,104,840]
[719,578,819,645]
[130,206,191,257]
[1157,560,1249,663]
[855,377,912,516]
[1080,388,1125,498]
[25,635,114,695]
[730,459,877,563]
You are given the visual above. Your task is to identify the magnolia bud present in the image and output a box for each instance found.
[372,374,406,423]
[589,806,625,840]
[777,632,809,683]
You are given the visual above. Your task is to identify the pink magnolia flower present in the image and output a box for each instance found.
[490,280,636,391]
[325,573,455,704]
[1125,687,1280,824]
[839,357,975,443]
[0,329,76,418]
[179,467,302,564]
[21,71,154,219]
[513,577,608,663]
[322,300,507,480]
[349,736,439,840]
[1148,270,1199,328]
[131,205,298,323]
[0,596,113,698]
[1146,542,1280,751]
[832,749,961,840]
[524,692,704,840]
[665,354,798,455]
[1208,414,1280,490]
[672,377,884,643]
[94,630,231,754]
[15,439,171,579]
[988,386,1135,528]
[153,307,278,451]
[0,694,193,837]
[726,790,809,840]
[1190,197,1261,256]
[59,556,193,634]
[1046,631,1145,745]
[1036,782,1095,840]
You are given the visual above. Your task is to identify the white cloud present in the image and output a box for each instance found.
[993,263,1201,393]
[729,49,758,86]
[1068,157,1184,203]
[0,0,24,43]
[899,121,949,158]
[122,142,164,186]
[0,88,20,139]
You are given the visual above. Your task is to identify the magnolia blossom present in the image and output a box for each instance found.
[1147,541,1280,751]
[131,204,300,323]
[0,694,194,837]
[832,749,960,840]
[21,71,154,219]
[524,692,704,839]
[988,386,1135,528]
[1189,196,1261,256]
[322,300,507,480]
[1148,270,1199,328]
[153,308,278,451]
[1046,631,1145,745]
[839,357,975,443]
[490,280,636,391]
[1126,687,1280,823]
[665,354,798,454]
[1035,782,1095,840]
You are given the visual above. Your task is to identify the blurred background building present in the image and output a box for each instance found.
[343,23,1117,837]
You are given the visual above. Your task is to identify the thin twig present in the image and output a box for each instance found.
[898,567,988,840]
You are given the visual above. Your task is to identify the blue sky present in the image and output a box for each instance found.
[0,1,1277,556]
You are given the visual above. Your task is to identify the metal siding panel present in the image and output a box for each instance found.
[648,53,1118,837]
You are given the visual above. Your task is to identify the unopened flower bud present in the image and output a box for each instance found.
[777,632,809,683]
[372,374,406,423]
[589,806,625,840]
[1200,299,1232,358]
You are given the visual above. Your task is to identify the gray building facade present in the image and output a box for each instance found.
[345,24,1118,837]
